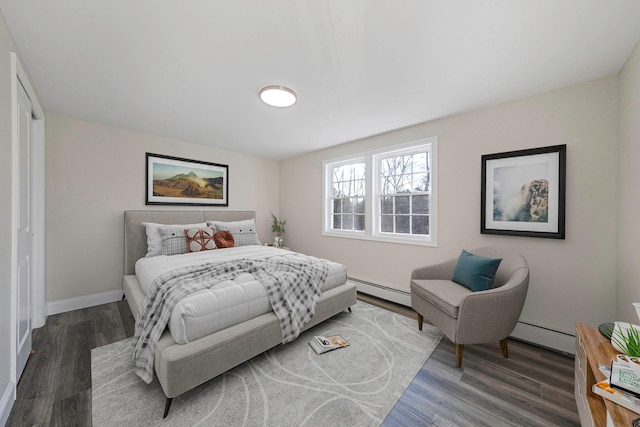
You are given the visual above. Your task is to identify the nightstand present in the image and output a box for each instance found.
[575,324,638,426]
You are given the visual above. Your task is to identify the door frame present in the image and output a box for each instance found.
[10,52,45,391]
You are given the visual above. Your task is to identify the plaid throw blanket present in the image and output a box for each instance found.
[133,256,330,384]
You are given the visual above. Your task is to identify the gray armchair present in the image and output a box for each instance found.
[410,247,529,367]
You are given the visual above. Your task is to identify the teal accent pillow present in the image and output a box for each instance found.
[451,250,502,292]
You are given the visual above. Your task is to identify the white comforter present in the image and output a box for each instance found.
[135,246,347,344]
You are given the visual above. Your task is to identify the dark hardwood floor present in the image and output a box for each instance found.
[358,294,580,427]
[7,301,135,427]
[7,294,579,426]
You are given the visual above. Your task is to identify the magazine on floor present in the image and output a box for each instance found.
[308,335,349,355]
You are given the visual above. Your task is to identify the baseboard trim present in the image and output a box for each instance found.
[0,380,15,427]
[510,321,575,355]
[348,277,411,307]
[47,289,124,316]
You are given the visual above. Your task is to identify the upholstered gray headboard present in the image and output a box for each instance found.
[123,210,256,275]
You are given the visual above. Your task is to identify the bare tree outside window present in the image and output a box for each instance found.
[323,137,437,245]
[378,151,430,235]
[330,162,366,231]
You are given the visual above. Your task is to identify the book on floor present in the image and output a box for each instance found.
[308,335,349,355]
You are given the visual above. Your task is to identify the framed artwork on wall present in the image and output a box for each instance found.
[481,144,566,239]
[145,153,229,206]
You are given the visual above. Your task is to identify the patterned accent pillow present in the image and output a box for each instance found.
[213,231,234,248]
[207,219,261,246]
[185,228,216,252]
[158,228,189,256]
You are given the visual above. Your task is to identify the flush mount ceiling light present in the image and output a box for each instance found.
[259,85,297,107]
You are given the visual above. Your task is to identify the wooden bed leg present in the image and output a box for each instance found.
[163,397,173,418]
[348,307,352,313]
[500,338,509,358]
[455,344,464,368]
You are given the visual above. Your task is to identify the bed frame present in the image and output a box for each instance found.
[122,210,357,417]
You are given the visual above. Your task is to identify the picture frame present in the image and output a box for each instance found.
[145,153,229,206]
[481,145,566,239]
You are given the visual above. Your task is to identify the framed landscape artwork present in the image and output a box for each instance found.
[146,153,229,206]
[481,145,566,239]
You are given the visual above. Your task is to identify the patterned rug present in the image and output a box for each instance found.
[91,301,442,426]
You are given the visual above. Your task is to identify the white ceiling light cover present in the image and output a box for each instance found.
[260,85,297,107]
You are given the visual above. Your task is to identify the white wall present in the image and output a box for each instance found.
[281,76,619,350]
[45,114,280,305]
[0,11,16,424]
[618,39,640,324]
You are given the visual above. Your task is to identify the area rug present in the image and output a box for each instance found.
[91,301,442,426]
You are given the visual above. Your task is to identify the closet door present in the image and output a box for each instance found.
[16,80,32,380]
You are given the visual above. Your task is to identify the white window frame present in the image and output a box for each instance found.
[325,156,367,234]
[322,137,437,246]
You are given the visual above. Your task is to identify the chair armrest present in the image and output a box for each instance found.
[411,258,458,280]
[455,267,529,344]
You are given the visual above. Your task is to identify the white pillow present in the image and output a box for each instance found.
[143,222,207,257]
[207,219,262,247]
[158,228,190,256]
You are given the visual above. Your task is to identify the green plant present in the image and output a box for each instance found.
[271,214,286,235]
[611,323,640,356]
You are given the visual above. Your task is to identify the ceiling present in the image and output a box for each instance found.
[1,1,639,160]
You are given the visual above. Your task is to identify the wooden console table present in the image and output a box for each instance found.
[575,324,639,426]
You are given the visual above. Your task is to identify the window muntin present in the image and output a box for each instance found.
[323,138,437,246]
[376,149,431,236]
[329,161,366,232]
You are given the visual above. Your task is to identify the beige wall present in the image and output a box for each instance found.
[45,114,280,302]
[618,39,640,324]
[281,76,619,338]
[0,9,17,411]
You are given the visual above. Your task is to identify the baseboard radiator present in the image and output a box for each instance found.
[349,276,576,355]
[348,276,412,307]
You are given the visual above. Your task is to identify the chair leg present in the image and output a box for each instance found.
[416,313,423,331]
[163,397,173,418]
[500,338,509,358]
[455,344,464,368]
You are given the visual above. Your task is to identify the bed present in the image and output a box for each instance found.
[122,210,357,417]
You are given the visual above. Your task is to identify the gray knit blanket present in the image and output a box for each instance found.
[133,256,330,384]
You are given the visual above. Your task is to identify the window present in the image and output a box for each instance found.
[377,148,430,236]
[323,137,437,246]
[329,160,366,231]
